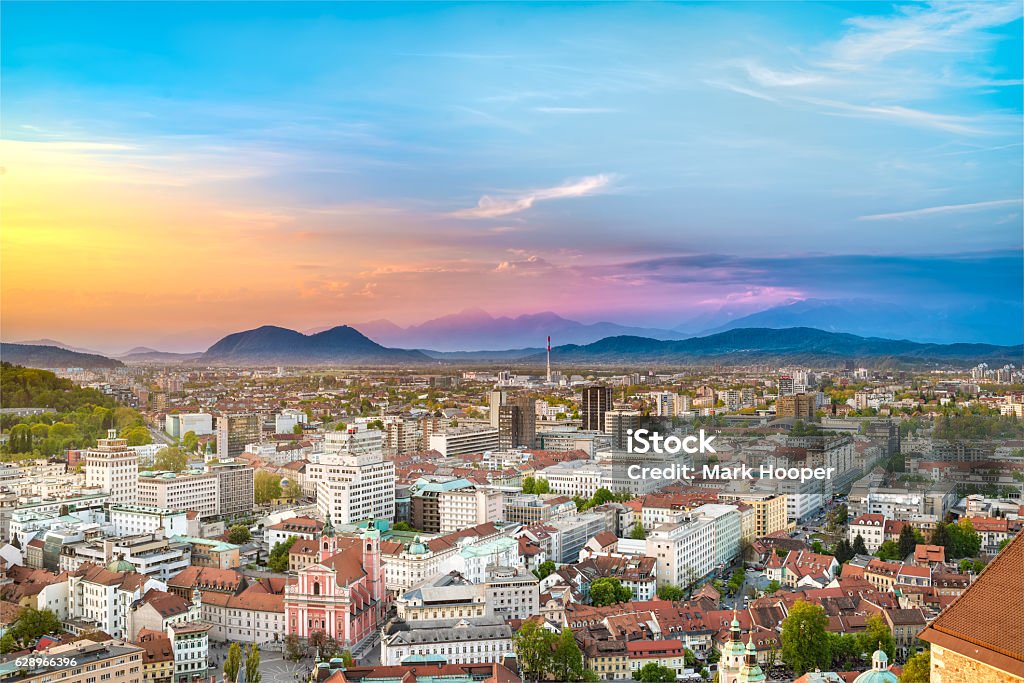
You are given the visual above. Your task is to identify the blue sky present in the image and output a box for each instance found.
[2,2,1022,348]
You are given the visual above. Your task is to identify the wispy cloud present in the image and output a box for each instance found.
[710,1,1023,136]
[830,2,1024,69]
[533,106,618,114]
[795,97,987,135]
[858,198,1024,221]
[452,174,617,219]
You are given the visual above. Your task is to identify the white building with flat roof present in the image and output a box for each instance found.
[84,430,138,506]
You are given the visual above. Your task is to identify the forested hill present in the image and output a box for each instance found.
[0,362,116,411]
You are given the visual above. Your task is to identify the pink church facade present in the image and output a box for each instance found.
[284,526,388,649]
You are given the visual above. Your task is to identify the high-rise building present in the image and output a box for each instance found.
[85,429,139,505]
[208,461,254,518]
[582,386,613,431]
[605,409,641,450]
[498,395,536,450]
[313,429,395,525]
[776,393,815,419]
[488,390,507,428]
[215,413,261,458]
[778,375,795,397]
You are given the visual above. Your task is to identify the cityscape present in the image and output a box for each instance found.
[1,3,1022,683]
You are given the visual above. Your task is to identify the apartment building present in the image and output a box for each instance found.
[439,486,503,535]
[502,494,577,525]
[848,513,887,553]
[5,640,145,683]
[109,505,190,538]
[718,492,789,538]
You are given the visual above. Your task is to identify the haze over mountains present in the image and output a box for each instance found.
[324,300,1020,350]
[7,296,1020,361]
[4,325,1020,369]
[319,309,688,352]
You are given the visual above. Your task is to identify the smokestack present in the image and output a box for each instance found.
[546,335,552,384]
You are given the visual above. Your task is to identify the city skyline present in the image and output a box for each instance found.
[2,1,1022,350]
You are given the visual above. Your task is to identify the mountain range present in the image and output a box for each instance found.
[696,298,1022,345]
[309,300,1019,350]
[330,309,687,351]
[201,325,429,364]
[0,343,126,369]
[532,327,1022,366]
[2,326,1018,369]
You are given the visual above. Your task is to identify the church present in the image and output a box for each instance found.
[718,611,767,683]
[284,520,388,652]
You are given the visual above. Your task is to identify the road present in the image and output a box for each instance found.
[148,425,174,446]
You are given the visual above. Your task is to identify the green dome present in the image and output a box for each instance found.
[106,558,136,572]
[852,671,898,683]
[852,650,898,683]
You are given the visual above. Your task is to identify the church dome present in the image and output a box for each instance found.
[852,650,898,683]
[106,558,136,573]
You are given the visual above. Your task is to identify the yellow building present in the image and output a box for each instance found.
[719,493,788,539]
[136,628,174,683]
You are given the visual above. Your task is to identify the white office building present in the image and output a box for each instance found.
[84,430,139,506]
[312,429,395,525]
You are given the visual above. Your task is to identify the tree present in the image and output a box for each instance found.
[513,620,555,682]
[947,518,981,559]
[766,580,782,594]
[930,523,950,551]
[521,477,536,494]
[630,524,648,540]
[224,643,242,683]
[632,662,676,682]
[228,524,252,545]
[551,628,585,682]
[901,650,930,683]
[181,430,199,452]
[534,478,550,494]
[852,534,868,556]
[341,650,354,668]
[875,540,902,561]
[244,643,261,683]
[0,607,61,649]
[121,425,152,446]
[834,539,854,565]
[859,613,896,661]
[268,536,298,573]
[898,524,918,559]
[154,446,187,473]
[292,423,304,435]
[657,584,685,601]
[254,470,283,505]
[283,633,305,661]
[781,600,831,675]
[392,521,418,532]
[590,577,632,606]
[533,560,556,580]
[282,479,303,500]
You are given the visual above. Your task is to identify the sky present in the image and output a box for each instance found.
[2,1,1022,351]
